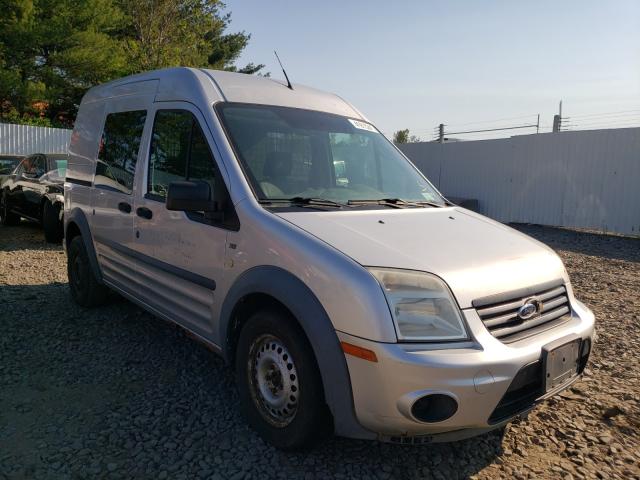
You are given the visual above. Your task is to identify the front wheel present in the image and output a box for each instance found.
[235,309,330,450]
[67,236,109,307]
[43,201,63,243]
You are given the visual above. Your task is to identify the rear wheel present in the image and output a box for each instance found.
[0,191,20,226]
[67,236,108,307]
[43,201,63,243]
[235,309,330,450]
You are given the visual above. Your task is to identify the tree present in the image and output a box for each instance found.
[393,129,409,144]
[392,129,421,143]
[0,0,263,126]
[120,0,262,74]
[0,0,130,126]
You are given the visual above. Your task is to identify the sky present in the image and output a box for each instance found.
[228,0,640,141]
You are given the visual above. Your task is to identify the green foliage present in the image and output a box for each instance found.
[392,129,421,143]
[393,129,409,144]
[0,106,54,126]
[0,0,263,126]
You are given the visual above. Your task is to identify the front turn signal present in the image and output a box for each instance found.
[341,341,378,362]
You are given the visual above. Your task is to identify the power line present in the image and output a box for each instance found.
[568,124,640,131]
[564,115,640,125]
[565,109,640,120]
[391,109,638,142]
[444,113,539,128]
[568,117,640,128]
[444,123,539,136]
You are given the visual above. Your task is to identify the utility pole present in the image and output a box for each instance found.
[553,100,563,132]
[438,123,444,143]
[536,114,540,133]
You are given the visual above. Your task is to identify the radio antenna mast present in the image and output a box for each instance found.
[274,51,293,90]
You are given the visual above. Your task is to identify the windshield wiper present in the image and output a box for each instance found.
[259,197,349,209]
[347,198,436,208]
[413,200,446,208]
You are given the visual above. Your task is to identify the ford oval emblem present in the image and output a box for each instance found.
[517,298,542,320]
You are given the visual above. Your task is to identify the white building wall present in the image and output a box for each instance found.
[0,123,71,155]
[399,128,640,236]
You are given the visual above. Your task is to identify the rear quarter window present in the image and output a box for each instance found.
[95,110,147,194]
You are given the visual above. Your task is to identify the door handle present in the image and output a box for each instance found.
[117,202,131,214]
[136,206,153,220]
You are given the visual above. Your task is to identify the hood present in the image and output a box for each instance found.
[41,172,64,189]
[276,207,566,308]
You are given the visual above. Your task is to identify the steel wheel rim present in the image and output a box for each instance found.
[248,334,299,427]
[72,253,87,292]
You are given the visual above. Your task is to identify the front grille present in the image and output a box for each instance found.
[474,282,571,343]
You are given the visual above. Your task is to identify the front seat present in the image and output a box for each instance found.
[261,151,293,197]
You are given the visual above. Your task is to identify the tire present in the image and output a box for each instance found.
[43,201,63,244]
[235,309,330,450]
[67,236,109,307]
[0,190,20,226]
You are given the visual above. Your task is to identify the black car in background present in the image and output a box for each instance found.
[0,153,67,243]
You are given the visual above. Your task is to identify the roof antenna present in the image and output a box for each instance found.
[274,51,293,90]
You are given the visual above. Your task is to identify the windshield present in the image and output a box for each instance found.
[216,103,444,206]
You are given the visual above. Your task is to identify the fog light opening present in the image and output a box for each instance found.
[410,394,458,423]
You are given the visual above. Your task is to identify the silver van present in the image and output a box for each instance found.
[64,68,595,449]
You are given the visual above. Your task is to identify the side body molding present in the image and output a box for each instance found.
[65,207,103,282]
[219,266,375,440]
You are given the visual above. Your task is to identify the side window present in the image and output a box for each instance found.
[18,155,45,177]
[187,120,217,190]
[148,110,217,200]
[15,158,28,175]
[96,110,147,194]
[33,155,46,176]
[148,111,191,198]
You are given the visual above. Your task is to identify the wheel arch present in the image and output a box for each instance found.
[43,192,64,208]
[41,193,64,221]
[64,207,103,282]
[220,265,375,440]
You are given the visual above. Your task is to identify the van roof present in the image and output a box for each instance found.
[81,67,366,120]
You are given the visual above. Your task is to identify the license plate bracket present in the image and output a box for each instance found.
[542,335,581,393]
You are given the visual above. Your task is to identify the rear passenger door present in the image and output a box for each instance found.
[132,104,233,338]
[91,107,148,289]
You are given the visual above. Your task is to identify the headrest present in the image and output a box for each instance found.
[263,151,293,179]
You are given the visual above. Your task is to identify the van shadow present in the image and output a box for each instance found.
[511,223,640,263]
[1,282,504,479]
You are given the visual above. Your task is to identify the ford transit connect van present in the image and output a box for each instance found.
[64,68,594,449]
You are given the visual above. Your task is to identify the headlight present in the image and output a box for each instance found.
[369,268,468,342]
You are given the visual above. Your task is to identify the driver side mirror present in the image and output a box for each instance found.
[166,180,223,221]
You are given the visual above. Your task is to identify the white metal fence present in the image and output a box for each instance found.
[399,127,640,236]
[2,122,638,235]
[0,123,71,155]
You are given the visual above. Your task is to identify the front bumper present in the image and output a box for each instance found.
[338,299,595,440]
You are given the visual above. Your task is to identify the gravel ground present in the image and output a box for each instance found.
[0,222,638,480]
